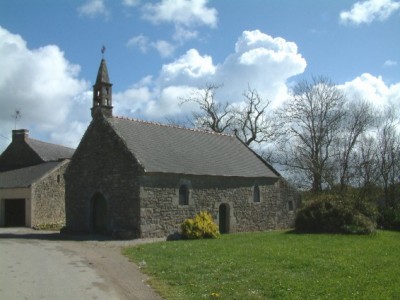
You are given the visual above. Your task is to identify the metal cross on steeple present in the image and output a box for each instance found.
[101,45,106,58]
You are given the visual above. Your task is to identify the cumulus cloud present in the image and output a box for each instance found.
[140,0,217,47]
[122,30,398,123]
[142,0,217,27]
[116,30,307,121]
[340,0,400,25]
[0,27,89,151]
[78,0,110,19]
[160,49,216,82]
[340,73,400,109]
[216,30,307,107]
[144,85,197,118]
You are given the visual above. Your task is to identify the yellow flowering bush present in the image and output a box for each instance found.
[181,211,220,239]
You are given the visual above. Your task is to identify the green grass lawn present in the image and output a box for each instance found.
[123,231,400,299]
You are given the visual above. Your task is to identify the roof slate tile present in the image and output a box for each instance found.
[0,161,66,188]
[108,117,278,178]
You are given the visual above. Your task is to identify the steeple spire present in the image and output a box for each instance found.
[91,49,113,118]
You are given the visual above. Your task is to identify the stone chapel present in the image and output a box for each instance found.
[64,58,299,238]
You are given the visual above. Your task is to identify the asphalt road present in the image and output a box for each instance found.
[0,228,164,300]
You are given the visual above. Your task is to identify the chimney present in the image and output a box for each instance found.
[12,129,29,142]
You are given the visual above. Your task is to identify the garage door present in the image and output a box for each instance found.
[4,199,25,227]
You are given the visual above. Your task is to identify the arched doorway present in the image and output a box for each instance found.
[219,203,230,234]
[92,193,108,233]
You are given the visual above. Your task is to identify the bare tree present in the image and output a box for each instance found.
[180,84,234,133]
[353,134,380,189]
[181,84,275,148]
[275,76,346,192]
[233,86,274,146]
[336,100,374,190]
[375,107,400,206]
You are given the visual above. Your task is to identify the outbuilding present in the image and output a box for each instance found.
[0,130,74,227]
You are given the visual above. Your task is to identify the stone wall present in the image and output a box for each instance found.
[31,161,69,227]
[139,174,300,238]
[65,116,141,236]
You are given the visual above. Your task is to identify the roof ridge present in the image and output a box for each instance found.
[112,115,234,137]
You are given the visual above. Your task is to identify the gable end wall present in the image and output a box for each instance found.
[65,117,141,235]
[0,141,43,171]
[31,162,69,227]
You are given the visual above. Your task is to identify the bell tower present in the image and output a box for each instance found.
[91,47,113,118]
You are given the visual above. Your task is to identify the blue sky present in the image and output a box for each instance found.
[0,0,399,151]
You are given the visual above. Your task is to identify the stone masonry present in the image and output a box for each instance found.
[31,161,69,227]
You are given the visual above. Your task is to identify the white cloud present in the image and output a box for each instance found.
[217,30,307,107]
[144,85,196,118]
[78,0,110,19]
[122,0,140,7]
[384,59,398,66]
[141,0,217,48]
[127,34,150,53]
[173,25,199,42]
[340,0,400,25]
[142,0,217,27]
[114,86,152,116]
[340,73,400,109]
[153,40,175,58]
[0,26,89,151]
[160,49,216,82]
[118,30,307,123]
[127,35,175,57]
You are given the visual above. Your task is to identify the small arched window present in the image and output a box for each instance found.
[179,185,189,205]
[253,185,260,203]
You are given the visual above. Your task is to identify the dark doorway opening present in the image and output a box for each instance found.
[5,199,25,227]
[219,203,230,234]
[92,194,108,233]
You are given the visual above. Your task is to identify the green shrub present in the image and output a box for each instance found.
[181,211,220,239]
[378,207,400,230]
[295,193,377,234]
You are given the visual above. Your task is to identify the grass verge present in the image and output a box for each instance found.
[123,230,400,299]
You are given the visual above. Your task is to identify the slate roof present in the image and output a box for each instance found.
[108,117,279,178]
[26,138,75,162]
[0,161,65,188]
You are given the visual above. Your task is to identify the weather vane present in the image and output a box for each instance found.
[101,45,106,58]
[13,109,21,130]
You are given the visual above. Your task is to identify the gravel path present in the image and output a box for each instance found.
[0,228,164,300]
